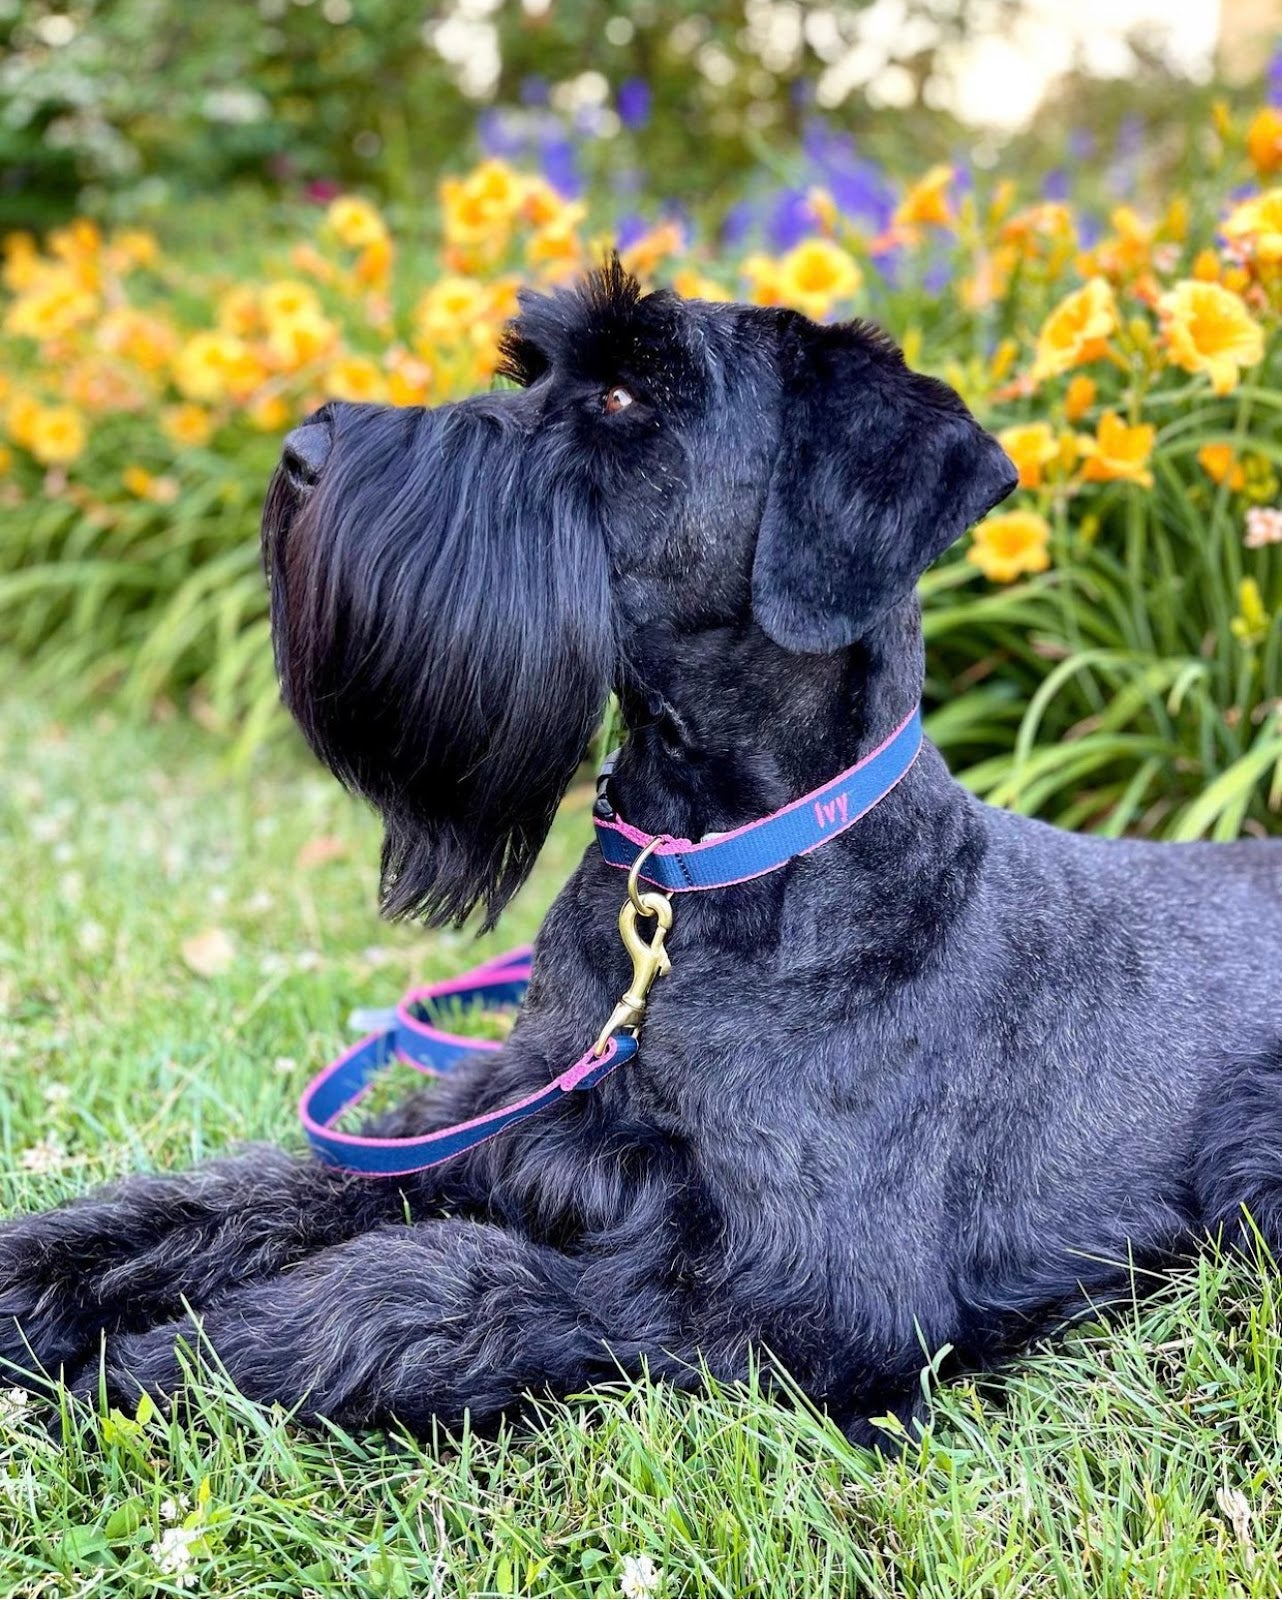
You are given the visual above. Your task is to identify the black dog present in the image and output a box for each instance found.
[4,261,1282,1448]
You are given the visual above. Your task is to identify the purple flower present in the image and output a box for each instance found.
[922,257,951,294]
[1043,168,1070,201]
[767,187,815,252]
[1068,128,1095,162]
[1077,213,1102,250]
[573,105,606,139]
[520,75,550,107]
[477,108,525,160]
[539,135,582,198]
[868,242,902,287]
[721,200,757,248]
[615,212,649,250]
[1269,39,1282,106]
[828,162,895,231]
[617,78,651,131]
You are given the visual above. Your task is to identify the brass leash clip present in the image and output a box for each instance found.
[592,838,674,1057]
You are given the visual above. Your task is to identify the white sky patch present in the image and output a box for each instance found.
[936,0,1223,128]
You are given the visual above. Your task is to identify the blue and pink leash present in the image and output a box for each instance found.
[299,705,922,1177]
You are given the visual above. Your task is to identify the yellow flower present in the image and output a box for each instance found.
[967,509,1052,583]
[0,443,11,476]
[5,392,40,448]
[807,187,837,234]
[1064,374,1097,422]
[160,404,214,447]
[526,215,587,277]
[1198,443,1246,492]
[217,285,262,338]
[1222,188,1282,265]
[1158,280,1264,397]
[247,393,291,432]
[2,231,40,292]
[385,352,433,407]
[261,279,323,328]
[122,465,178,503]
[3,269,98,340]
[323,355,387,404]
[742,253,786,306]
[326,195,388,250]
[997,422,1058,490]
[521,176,576,230]
[441,160,525,250]
[775,238,862,320]
[109,229,159,270]
[265,312,336,371]
[1247,107,1282,178]
[173,331,253,402]
[415,276,491,346]
[354,235,394,287]
[98,307,176,373]
[893,164,953,229]
[671,269,733,302]
[1030,278,1117,385]
[618,220,684,279]
[26,404,87,467]
[1230,577,1271,646]
[1078,411,1155,488]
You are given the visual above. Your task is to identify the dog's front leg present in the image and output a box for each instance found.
[0,1148,417,1388]
[77,1219,625,1434]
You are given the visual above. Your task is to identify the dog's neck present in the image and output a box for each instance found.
[610,599,942,843]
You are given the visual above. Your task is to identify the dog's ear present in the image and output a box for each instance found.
[751,313,1017,653]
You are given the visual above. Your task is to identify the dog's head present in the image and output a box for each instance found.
[262,260,1015,927]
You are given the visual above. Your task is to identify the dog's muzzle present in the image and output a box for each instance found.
[281,420,332,493]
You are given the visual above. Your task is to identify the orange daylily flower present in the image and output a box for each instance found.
[1030,278,1117,385]
[1247,107,1282,178]
[967,509,1052,583]
[1078,411,1155,488]
[1158,280,1265,396]
[997,422,1058,490]
[1198,443,1246,492]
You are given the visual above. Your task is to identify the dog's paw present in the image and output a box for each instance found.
[0,1211,112,1388]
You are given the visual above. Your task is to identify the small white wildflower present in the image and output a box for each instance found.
[77,920,107,955]
[246,888,274,914]
[0,1388,32,1429]
[272,1056,298,1075]
[160,1493,191,1524]
[19,1135,68,1176]
[1245,507,1282,549]
[43,1083,72,1111]
[294,949,324,972]
[620,1553,662,1599]
[151,1525,201,1587]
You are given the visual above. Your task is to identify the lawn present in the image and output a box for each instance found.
[1,678,1281,1598]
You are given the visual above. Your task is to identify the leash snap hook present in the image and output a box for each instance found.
[592,883,674,1057]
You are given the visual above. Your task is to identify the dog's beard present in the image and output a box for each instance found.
[262,403,614,929]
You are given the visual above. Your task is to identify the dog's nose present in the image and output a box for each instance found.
[281,422,332,491]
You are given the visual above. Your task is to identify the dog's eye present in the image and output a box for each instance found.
[603,386,634,415]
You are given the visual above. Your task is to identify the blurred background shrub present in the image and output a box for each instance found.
[3,0,1282,843]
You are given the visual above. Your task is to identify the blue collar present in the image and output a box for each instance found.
[593,705,923,892]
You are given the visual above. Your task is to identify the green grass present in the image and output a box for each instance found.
[4,682,1282,1599]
